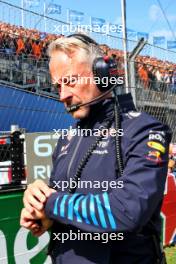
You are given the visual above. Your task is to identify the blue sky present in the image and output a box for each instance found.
[3,0,176,41]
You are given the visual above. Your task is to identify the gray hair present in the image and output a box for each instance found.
[47,34,104,66]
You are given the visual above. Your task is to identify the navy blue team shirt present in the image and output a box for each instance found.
[44,94,171,264]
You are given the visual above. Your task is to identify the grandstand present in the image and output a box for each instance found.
[0,20,176,90]
[0,16,176,139]
[0,0,176,139]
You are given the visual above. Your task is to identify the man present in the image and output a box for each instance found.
[20,34,171,263]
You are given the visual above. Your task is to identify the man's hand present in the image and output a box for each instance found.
[23,179,56,213]
[20,207,53,237]
[21,179,56,236]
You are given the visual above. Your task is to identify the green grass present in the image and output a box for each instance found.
[165,245,176,264]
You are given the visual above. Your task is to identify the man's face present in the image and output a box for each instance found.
[49,50,102,119]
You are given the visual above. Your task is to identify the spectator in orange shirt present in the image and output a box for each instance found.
[16,36,25,55]
[32,39,41,59]
[138,64,149,89]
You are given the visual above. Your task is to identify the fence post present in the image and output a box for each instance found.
[128,38,147,107]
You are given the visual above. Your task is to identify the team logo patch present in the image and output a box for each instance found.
[98,140,109,148]
[126,111,141,119]
[146,150,163,164]
[147,141,165,153]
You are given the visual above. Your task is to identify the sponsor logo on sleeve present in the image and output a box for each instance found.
[147,141,165,153]
[146,150,163,164]
[149,130,165,144]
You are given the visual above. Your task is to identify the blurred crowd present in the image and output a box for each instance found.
[0,21,62,59]
[100,44,176,92]
[136,57,176,92]
[0,21,176,92]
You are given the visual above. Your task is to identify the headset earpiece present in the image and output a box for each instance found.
[92,56,118,91]
[67,34,119,92]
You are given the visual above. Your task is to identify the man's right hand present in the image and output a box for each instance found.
[23,179,55,213]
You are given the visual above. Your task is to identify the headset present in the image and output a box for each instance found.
[67,33,119,92]
[65,33,120,113]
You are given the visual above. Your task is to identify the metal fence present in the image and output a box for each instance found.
[0,52,53,95]
[128,48,176,142]
[0,0,176,141]
[129,84,176,142]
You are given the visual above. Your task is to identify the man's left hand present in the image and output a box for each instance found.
[20,207,53,237]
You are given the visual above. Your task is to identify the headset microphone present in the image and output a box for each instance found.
[66,84,117,113]
[66,104,80,113]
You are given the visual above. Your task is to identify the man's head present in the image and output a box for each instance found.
[48,34,107,119]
